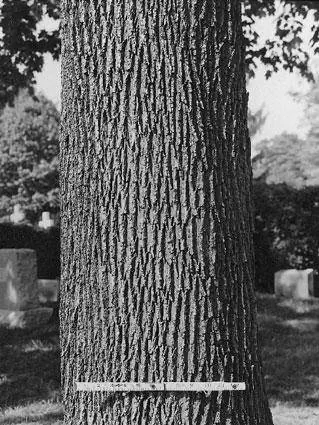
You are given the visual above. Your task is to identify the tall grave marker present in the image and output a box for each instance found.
[0,249,53,328]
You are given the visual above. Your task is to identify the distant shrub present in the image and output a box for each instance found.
[0,90,59,223]
[0,223,60,279]
[253,181,319,292]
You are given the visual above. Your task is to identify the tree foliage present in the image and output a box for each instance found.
[298,72,319,186]
[0,0,319,108]
[0,0,60,107]
[252,132,309,187]
[244,0,319,80]
[0,90,60,222]
[253,65,319,187]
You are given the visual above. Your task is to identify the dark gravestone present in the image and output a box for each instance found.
[313,273,319,298]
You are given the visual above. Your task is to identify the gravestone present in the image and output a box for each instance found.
[38,279,59,304]
[274,268,314,299]
[314,273,319,298]
[10,204,25,223]
[0,249,53,328]
[38,211,54,229]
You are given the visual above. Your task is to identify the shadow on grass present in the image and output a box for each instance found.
[257,293,319,407]
[1,294,319,417]
[0,323,61,410]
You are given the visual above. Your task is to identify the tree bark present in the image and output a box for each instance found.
[60,1,273,424]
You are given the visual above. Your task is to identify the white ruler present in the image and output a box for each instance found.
[76,382,246,392]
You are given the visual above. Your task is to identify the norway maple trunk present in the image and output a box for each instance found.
[60,1,273,424]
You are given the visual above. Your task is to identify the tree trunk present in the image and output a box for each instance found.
[60,1,273,424]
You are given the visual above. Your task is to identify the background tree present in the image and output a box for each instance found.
[301,67,319,184]
[252,133,309,187]
[60,0,273,423]
[252,63,319,188]
[0,89,59,222]
[243,0,319,80]
[0,0,60,108]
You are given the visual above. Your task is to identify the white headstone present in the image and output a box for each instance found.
[10,204,25,223]
[274,269,314,299]
[0,249,52,328]
[38,211,54,229]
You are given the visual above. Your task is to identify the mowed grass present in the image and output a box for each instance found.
[0,294,319,424]
[258,293,319,424]
[0,322,63,424]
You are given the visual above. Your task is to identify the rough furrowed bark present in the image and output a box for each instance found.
[60,0,273,424]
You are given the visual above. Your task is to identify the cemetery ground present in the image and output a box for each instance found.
[0,295,319,424]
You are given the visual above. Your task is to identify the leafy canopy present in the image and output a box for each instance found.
[252,66,319,187]
[0,0,318,108]
[0,0,60,108]
[244,0,319,80]
[0,89,60,222]
[252,133,309,187]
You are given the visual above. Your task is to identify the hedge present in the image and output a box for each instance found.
[0,223,60,279]
[253,181,319,292]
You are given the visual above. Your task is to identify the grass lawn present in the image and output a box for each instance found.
[0,323,62,425]
[0,293,319,424]
[258,293,319,424]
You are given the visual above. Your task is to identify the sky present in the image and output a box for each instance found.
[35,7,317,150]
